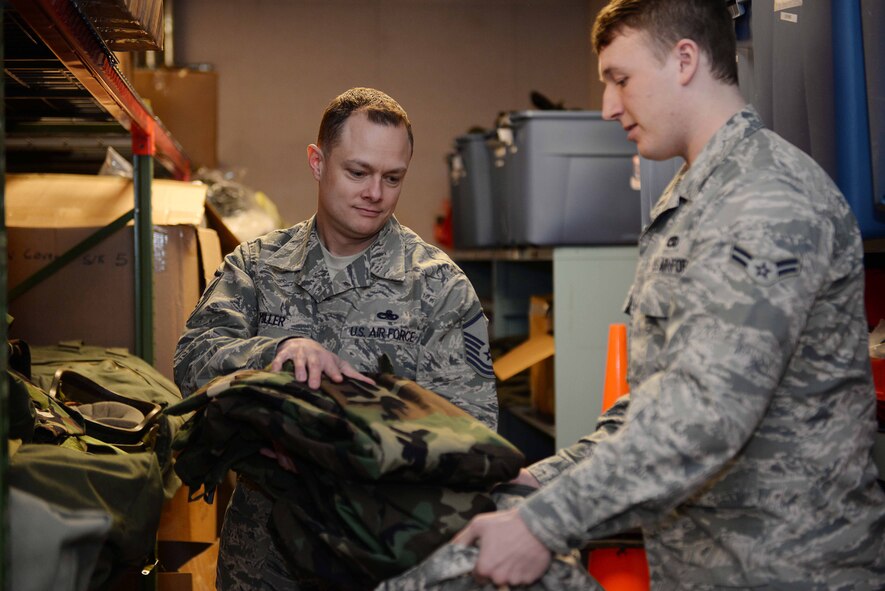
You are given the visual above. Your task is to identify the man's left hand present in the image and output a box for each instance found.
[452,507,551,586]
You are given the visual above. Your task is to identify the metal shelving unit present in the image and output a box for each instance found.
[1,1,193,587]
[4,0,192,361]
[1,7,7,585]
[452,246,639,450]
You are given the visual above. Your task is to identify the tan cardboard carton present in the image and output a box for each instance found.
[6,173,221,381]
[132,68,219,169]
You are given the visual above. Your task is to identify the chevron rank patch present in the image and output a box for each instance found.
[462,311,494,379]
[730,245,800,286]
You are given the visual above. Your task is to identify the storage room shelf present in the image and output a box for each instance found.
[2,2,192,586]
[449,247,554,262]
[3,0,190,179]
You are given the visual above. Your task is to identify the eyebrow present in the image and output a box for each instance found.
[600,67,621,83]
[344,159,407,175]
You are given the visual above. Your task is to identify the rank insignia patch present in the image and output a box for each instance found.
[730,245,800,286]
[462,311,494,379]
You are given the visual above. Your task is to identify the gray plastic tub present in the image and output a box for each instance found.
[448,132,496,248]
[489,110,641,246]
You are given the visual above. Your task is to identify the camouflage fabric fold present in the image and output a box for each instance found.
[375,544,600,591]
[376,484,602,590]
[166,369,523,587]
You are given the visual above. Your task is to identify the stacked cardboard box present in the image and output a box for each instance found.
[5,173,222,381]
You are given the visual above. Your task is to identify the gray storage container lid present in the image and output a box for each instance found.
[508,110,606,123]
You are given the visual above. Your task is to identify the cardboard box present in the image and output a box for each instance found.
[132,68,218,169]
[157,485,217,543]
[6,173,221,381]
[493,294,556,417]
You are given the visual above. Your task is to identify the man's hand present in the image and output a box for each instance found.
[271,338,374,389]
[452,507,552,586]
[509,468,542,488]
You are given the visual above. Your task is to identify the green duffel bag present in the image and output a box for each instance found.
[9,443,165,591]
[49,368,164,452]
[29,340,187,497]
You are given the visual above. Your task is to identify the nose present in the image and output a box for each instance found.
[362,175,383,201]
[601,84,622,121]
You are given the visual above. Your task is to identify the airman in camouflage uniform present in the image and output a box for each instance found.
[402,1,885,589]
[508,104,885,590]
[174,216,496,426]
[173,87,496,590]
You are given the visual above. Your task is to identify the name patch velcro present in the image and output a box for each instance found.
[259,312,287,327]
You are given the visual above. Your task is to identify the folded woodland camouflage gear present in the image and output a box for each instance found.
[166,367,524,587]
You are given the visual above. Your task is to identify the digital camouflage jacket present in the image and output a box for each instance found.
[519,107,885,589]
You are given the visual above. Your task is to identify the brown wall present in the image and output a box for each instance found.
[173,0,608,244]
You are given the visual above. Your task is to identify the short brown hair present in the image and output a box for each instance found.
[592,0,738,85]
[317,87,413,155]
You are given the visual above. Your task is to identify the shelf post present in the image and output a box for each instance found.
[0,5,9,587]
[132,122,155,365]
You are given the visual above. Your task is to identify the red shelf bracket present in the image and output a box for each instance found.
[132,121,156,157]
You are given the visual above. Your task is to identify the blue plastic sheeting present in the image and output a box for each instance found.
[833,0,885,238]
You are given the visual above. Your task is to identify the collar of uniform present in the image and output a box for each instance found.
[316,218,405,299]
[647,164,689,221]
[673,105,764,205]
[264,215,406,281]
[641,106,763,239]
[366,216,406,282]
[264,216,317,273]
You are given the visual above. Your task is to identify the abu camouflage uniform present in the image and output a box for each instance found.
[514,107,885,589]
[166,368,521,589]
[173,216,497,589]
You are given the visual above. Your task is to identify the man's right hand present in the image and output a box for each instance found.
[271,337,374,389]
[509,468,542,489]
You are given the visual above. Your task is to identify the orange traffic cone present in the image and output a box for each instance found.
[588,547,650,590]
[601,323,629,412]
[588,323,650,591]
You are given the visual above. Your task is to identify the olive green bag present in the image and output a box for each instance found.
[28,340,188,496]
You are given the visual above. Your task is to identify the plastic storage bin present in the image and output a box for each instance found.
[488,110,641,246]
[448,132,496,248]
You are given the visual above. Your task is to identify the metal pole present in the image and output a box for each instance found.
[132,123,154,365]
[0,4,9,588]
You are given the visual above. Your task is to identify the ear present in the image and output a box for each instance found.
[307,144,324,181]
[674,38,701,85]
